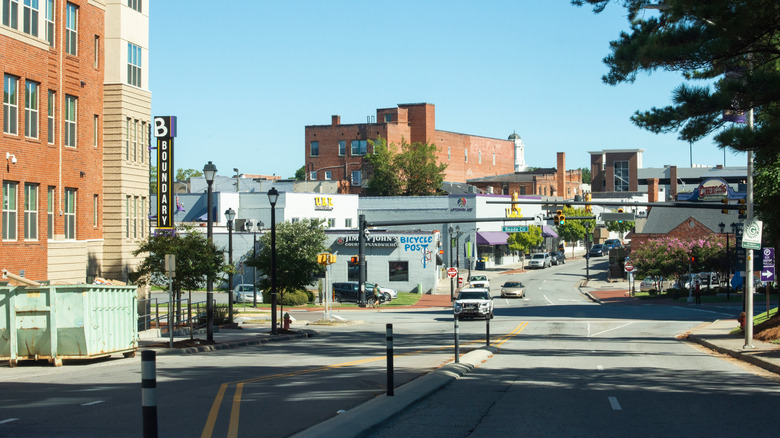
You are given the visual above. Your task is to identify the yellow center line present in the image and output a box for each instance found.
[202,321,530,437]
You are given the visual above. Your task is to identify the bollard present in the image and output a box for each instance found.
[142,350,158,438]
[454,313,460,364]
[486,314,490,347]
[386,323,394,396]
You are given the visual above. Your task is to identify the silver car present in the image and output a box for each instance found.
[366,282,398,301]
[233,284,262,304]
[500,281,525,298]
[527,252,551,269]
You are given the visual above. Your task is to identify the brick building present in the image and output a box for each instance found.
[1,1,150,283]
[304,103,517,193]
[466,152,583,199]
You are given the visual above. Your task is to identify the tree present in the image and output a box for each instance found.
[508,225,544,269]
[574,0,780,156]
[245,219,328,309]
[133,226,226,321]
[630,235,725,286]
[557,207,596,246]
[605,220,635,241]
[150,165,157,193]
[580,167,592,184]
[294,165,306,181]
[365,137,448,196]
[176,168,203,182]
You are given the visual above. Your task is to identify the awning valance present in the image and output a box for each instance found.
[542,225,558,238]
[476,231,510,246]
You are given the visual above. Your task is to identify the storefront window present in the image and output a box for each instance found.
[389,261,408,282]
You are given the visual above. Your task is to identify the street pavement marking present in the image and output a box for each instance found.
[80,401,104,406]
[608,396,622,410]
[0,418,19,425]
[202,323,531,437]
[589,322,634,338]
[597,365,604,371]
[543,295,554,305]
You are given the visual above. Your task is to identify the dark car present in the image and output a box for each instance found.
[589,244,605,257]
[556,250,566,264]
[332,282,360,303]
[548,251,560,266]
[604,239,622,250]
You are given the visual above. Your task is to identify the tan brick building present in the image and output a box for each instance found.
[1,0,149,283]
[304,103,516,193]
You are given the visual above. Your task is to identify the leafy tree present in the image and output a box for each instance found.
[754,147,780,249]
[150,165,157,193]
[176,168,203,182]
[365,137,402,196]
[294,165,306,181]
[557,207,596,246]
[133,226,226,322]
[630,235,725,285]
[365,137,448,196]
[245,219,328,313]
[580,167,592,185]
[508,225,544,269]
[605,220,635,241]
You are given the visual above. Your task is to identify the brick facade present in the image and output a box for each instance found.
[590,149,643,193]
[630,218,718,251]
[304,103,515,193]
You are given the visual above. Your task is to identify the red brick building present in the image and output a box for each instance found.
[467,152,583,199]
[304,103,516,193]
[589,149,645,193]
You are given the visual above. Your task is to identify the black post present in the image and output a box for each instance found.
[359,214,367,306]
[205,171,214,342]
[141,350,157,438]
[270,194,278,335]
[253,230,258,306]
[227,218,234,324]
[454,311,460,364]
[726,231,731,301]
[449,226,454,302]
[485,313,490,347]
[386,323,394,396]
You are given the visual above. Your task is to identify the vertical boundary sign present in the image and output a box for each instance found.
[154,116,177,234]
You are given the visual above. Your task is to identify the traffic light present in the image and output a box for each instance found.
[617,208,624,223]
[350,256,358,264]
[738,199,746,219]
[584,193,592,213]
[559,214,566,225]
[721,197,729,214]
[690,256,695,264]
[317,254,326,264]
[554,210,562,226]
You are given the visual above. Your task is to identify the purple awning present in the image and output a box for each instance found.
[542,225,558,238]
[476,231,510,246]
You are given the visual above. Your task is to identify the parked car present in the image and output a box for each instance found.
[233,284,262,304]
[366,282,398,301]
[696,272,720,287]
[549,251,560,266]
[468,275,490,289]
[556,250,566,264]
[674,274,702,290]
[332,282,360,303]
[639,276,663,292]
[604,239,622,249]
[589,244,605,257]
[453,287,494,320]
[500,281,525,298]
[527,252,551,268]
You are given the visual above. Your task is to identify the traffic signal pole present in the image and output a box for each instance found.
[359,214,367,306]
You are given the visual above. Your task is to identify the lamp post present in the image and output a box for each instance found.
[203,161,217,342]
[448,226,454,302]
[719,222,734,302]
[267,187,279,335]
[585,222,591,282]
[225,207,236,325]
[454,226,462,287]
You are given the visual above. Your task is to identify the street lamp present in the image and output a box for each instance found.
[203,161,217,342]
[584,222,592,282]
[225,207,236,325]
[267,187,279,335]
[448,226,455,302]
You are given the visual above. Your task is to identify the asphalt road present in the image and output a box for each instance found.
[2,258,778,437]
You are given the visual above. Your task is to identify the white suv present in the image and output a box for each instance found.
[468,275,490,289]
[527,252,551,269]
[453,287,494,320]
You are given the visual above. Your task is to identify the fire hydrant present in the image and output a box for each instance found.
[738,312,746,329]
[283,312,291,330]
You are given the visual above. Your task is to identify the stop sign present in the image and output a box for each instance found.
[625,263,634,272]
[447,267,458,278]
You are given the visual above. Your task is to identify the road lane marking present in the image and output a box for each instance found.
[202,322,531,437]
[80,401,104,406]
[673,306,734,316]
[608,396,622,410]
[543,295,554,305]
[0,418,19,425]
[589,322,634,337]
[597,365,604,371]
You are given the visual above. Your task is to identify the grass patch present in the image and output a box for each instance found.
[754,306,778,325]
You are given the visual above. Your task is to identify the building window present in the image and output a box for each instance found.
[22,0,38,36]
[132,119,137,161]
[345,218,352,228]
[140,196,145,237]
[310,140,319,157]
[479,151,482,164]
[338,140,346,156]
[65,3,77,56]
[464,149,468,163]
[520,186,526,195]
[25,80,39,139]
[127,42,142,87]
[64,95,76,147]
[125,118,130,160]
[93,115,98,147]
[3,75,18,135]
[24,183,37,240]
[493,152,496,166]
[47,90,55,144]
[94,35,99,68]
[127,0,142,12]
[384,114,392,122]
[2,181,18,241]
[614,160,629,192]
[327,218,335,228]
[389,261,409,282]
[93,194,98,227]
[132,196,137,238]
[140,121,145,163]
[324,170,332,180]
[44,0,53,46]
[47,186,54,239]
[351,170,362,186]
[309,171,316,180]
[351,140,367,156]
[448,147,451,160]
[64,188,75,239]
[2,0,19,29]
[125,196,130,238]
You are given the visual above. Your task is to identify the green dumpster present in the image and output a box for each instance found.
[0,284,138,367]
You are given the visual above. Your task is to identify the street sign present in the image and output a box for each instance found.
[502,226,528,233]
[624,263,634,272]
[447,267,458,278]
[741,219,763,250]
[760,267,775,282]
[601,213,635,222]
[761,247,775,282]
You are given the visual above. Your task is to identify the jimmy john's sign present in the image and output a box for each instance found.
[155,116,177,233]
[335,235,398,247]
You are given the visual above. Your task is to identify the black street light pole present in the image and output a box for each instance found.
[203,161,217,342]
[720,222,730,302]
[226,207,236,325]
[268,187,279,335]
[585,223,591,282]
[454,225,461,287]
[448,225,455,301]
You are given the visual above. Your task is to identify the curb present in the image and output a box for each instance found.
[291,347,497,438]
[143,330,318,356]
[686,334,780,375]
[577,280,602,304]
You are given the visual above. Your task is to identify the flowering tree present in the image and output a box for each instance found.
[630,235,725,283]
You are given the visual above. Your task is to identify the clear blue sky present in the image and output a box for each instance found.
[149,0,744,179]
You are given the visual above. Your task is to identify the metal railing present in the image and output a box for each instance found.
[138,297,211,336]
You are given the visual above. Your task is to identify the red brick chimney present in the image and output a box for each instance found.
[647,178,659,213]
[332,115,340,126]
[557,152,566,199]
[670,166,678,199]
